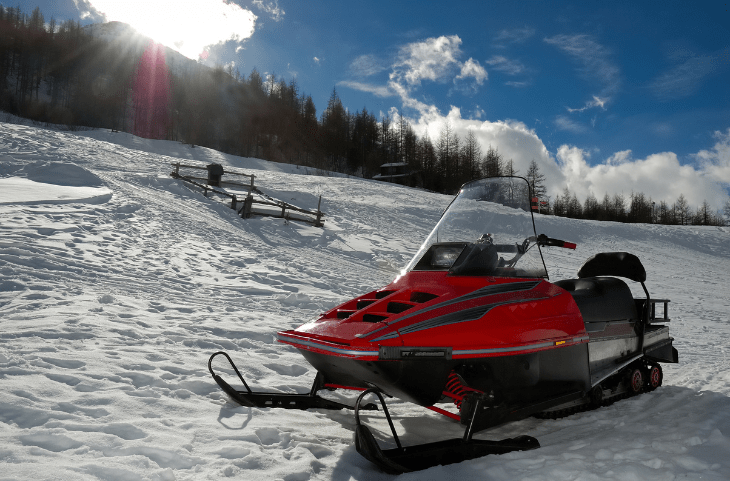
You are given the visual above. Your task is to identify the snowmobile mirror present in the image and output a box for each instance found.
[537,234,577,250]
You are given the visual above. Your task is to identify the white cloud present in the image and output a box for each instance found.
[337,81,396,98]
[394,97,728,210]
[313,57,321,65]
[505,80,529,88]
[650,48,727,100]
[407,106,562,187]
[567,95,608,113]
[493,27,535,47]
[79,0,257,59]
[692,128,730,184]
[556,144,728,209]
[392,35,464,86]
[606,150,632,166]
[554,115,587,133]
[252,0,284,22]
[485,55,525,75]
[349,54,387,77]
[544,34,620,102]
[456,58,488,84]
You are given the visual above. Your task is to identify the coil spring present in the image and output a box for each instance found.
[444,372,481,411]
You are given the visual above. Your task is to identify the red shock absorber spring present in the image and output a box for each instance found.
[443,371,481,411]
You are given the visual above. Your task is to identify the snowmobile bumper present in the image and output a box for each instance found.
[208,351,377,410]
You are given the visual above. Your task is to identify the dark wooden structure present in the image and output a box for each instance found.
[170,162,324,227]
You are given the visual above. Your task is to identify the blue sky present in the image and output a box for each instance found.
[20,0,730,207]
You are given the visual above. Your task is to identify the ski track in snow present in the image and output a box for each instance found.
[1,121,730,480]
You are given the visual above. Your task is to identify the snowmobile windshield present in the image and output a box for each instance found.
[404,176,547,278]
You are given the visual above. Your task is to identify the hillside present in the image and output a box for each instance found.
[1,122,730,480]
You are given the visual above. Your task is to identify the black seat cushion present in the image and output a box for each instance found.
[554,276,638,323]
[577,252,646,283]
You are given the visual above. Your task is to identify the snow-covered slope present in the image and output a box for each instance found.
[1,122,729,480]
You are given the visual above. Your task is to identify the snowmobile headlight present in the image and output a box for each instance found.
[431,246,464,267]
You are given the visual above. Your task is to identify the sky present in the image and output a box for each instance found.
[16,0,730,208]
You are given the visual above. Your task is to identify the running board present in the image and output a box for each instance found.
[208,351,377,411]
[354,389,539,474]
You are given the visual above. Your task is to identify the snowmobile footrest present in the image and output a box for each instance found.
[353,388,539,474]
[208,351,377,410]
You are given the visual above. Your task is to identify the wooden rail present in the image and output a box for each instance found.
[170,162,255,192]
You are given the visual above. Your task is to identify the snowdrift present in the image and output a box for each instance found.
[1,121,729,480]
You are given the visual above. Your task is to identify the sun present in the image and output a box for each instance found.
[84,0,257,60]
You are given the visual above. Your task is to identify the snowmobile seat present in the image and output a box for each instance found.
[576,252,646,283]
[554,276,639,324]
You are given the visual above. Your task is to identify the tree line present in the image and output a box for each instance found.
[1,6,727,226]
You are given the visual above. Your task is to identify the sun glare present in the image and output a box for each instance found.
[86,0,257,59]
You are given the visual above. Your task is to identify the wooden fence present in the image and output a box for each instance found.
[170,162,324,227]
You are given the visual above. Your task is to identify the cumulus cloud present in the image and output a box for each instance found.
[78,0,257,59]
[555,143,728,209]
[385,35,487,95]
[456,58,488,83]
[408,106,562,186]
[453,58,488,95]
[344,35,489,103]
[692,128,730,184]
[405,107,728,210]
[392,35,464,86]
[252,0,284,22]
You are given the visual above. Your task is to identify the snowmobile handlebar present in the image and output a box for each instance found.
[537,234,577,250]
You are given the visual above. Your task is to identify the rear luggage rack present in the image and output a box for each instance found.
[641,298,670,324]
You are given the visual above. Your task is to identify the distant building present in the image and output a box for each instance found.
[372,162,421,187]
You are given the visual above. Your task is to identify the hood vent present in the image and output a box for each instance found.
[410,292,439,303]
[375,290,395,299]
[387,302,414,314]
[363,314,389,323]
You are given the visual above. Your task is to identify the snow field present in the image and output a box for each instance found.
[1,122,729,480]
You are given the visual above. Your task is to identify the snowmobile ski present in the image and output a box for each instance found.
[353,388,539,474]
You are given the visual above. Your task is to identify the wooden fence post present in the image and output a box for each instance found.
[241,194,253,219]
[315,196,323,227]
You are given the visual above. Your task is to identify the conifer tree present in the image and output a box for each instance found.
[675,194,690,225]
[525,159,546,199]
[481,145,503,177]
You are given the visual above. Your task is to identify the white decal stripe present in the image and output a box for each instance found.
[276,334,378,357]
[454,338,584,356]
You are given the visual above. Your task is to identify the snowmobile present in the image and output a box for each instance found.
[208,175,678,474]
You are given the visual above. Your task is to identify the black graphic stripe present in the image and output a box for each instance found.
[366,280,541,339]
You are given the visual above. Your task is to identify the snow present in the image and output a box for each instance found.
[1,120,730,480]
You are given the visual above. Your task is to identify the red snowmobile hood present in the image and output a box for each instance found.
[277,271,588,359]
